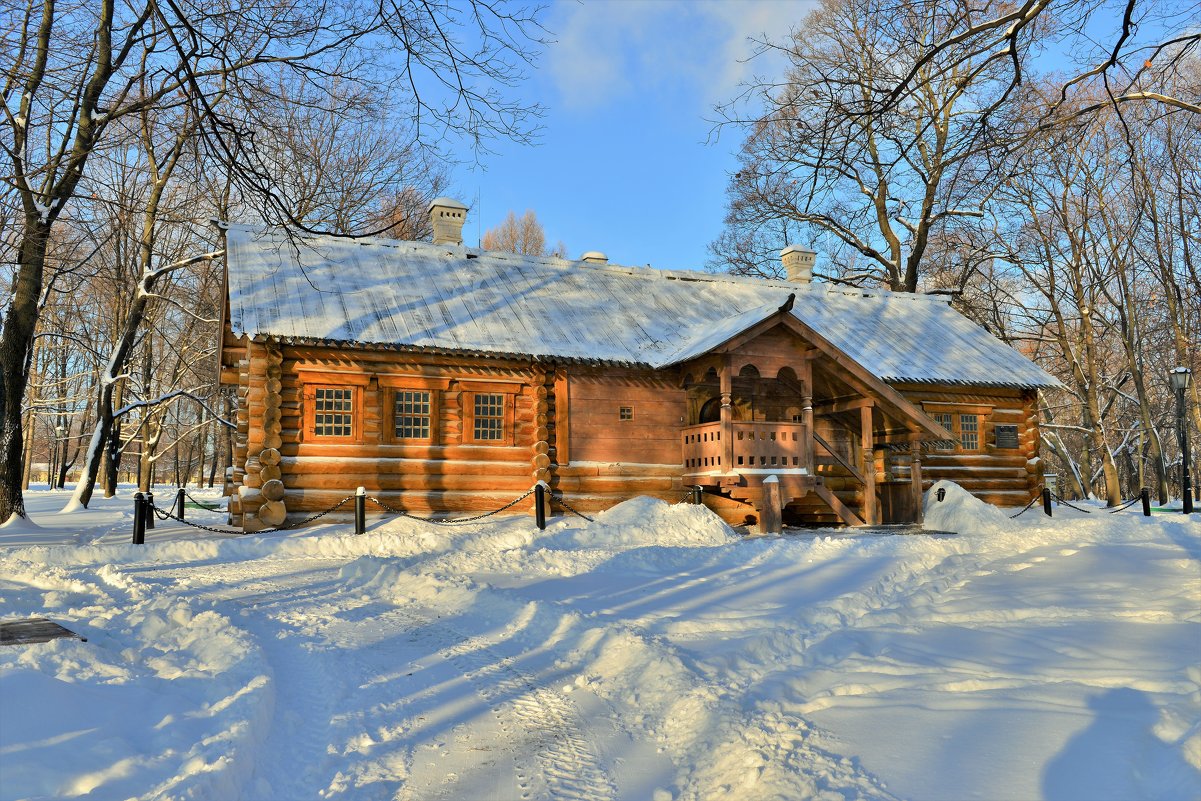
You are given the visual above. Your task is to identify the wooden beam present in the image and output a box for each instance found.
[815,397,875,416]
[554,368,570,465]
[861,404,877,525]
[813,431,865,483]
[812,484,864,526]
[802,384,815,474]
[760,476,783,534]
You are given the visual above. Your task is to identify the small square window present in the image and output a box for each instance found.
[619,406,633,421]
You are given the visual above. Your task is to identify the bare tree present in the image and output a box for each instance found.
[858,0,1200,120]
[0,0,546,520]
[481,209,566,256]
[712,0,1022,291]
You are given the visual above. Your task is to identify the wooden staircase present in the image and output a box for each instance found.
[699,472,864,528]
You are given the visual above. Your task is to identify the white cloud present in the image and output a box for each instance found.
[546,0,815,111]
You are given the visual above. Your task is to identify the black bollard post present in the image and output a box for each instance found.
[1141,488,1151,517]
[132,492,146,544]
[936,487,946,502]
[176,487,186,520]
[534,482,547,530]
[1042,487,1053,517]
[690,485,703,505]
[354,487,366,535]
[145,491,155,529]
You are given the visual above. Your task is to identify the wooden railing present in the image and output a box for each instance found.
[682,421,810,473]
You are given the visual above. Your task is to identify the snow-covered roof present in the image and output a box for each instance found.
[222,224,1060,389]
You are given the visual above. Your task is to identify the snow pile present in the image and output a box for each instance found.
[547,496,738,550]
[0,557,270,801]
[923,478,1013,534]
[2,487,1199,800]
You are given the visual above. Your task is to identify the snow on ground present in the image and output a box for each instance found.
[1,482,1198,801]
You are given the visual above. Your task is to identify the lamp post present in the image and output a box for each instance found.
[1169,367,1193,514]
[52,424,66,489]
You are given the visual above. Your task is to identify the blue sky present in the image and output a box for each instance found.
[457,0,814,271]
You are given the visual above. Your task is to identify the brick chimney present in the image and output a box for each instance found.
[781,245,816,284]
[580,251,608,265]
[428,197,468,246]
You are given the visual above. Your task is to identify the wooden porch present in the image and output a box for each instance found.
[681,418,869,527]
[676,315,945,529]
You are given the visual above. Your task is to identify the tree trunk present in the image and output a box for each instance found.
[197,411,207,489]
[21,406,34,492]
[0,220,52,520]
[103,381,125,498]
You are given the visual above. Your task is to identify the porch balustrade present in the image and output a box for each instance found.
[682,421,811,474]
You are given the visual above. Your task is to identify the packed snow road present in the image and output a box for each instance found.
[1,483,1198,801]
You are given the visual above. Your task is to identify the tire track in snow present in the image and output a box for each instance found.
[442,632,617,801]
[388,600,617,801]
[122,557,361,798]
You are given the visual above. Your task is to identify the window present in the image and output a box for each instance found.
[619,406,633,421]
[394,390,432,439]
[313,387,355,438]
[933,413,954,450]
[930,410,984,452]
[959,414,979,450]
[473,393,505,441]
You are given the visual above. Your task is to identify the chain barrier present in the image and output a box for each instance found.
[143,482,600,537]
[550,492,594,522]
[1051,491,1093,514]
[366,488,536,525]
[181,488,224,511]
[148,495,355,535]
[1009,492,1043,519]
[1107,494,1144,514]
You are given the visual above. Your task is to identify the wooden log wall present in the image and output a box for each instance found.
[567,368,686,464]
[890,385,1042,506]
[554,462,686,513]
[224,343,547,525]
[554,367,688,513]
[216,335,1047,530]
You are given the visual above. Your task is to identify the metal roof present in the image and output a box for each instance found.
[222,224,1060,389]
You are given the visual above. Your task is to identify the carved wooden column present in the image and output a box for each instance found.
[802,385,814,474]
[860,403,876,525]
[719,357,734,473]
[910,436,924,524]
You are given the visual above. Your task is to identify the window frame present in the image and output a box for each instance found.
[378,374,450,445]
[304,383,363,442]
[924,403,991,454]
[390,388,438,442]
[461,382,518,446]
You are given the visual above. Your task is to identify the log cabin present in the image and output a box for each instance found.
[216,199,1059,531]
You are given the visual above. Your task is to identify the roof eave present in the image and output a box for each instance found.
[242,332,653,369]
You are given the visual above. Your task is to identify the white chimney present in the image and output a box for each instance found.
[781,245,816,284]
[580,251,608,265]
[428,197,468,246]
